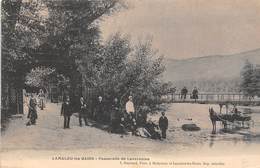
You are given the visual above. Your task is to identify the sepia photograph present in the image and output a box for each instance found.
[1,0,260,167]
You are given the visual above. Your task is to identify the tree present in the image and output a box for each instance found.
[25,67,55,89]
[125,38,165,106]
[1,0,24,120]
[240,60,255,97]
[93,34,166,107]
[1,0,124,121]
[78,32,167,109]
[240,60,260,97]
[2,0,123,96]
[252,64,260,97]
[1,0,27,82]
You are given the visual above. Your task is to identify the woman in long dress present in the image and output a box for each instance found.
[27,94,38,126]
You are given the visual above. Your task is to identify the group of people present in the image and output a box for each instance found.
[180,86,199,101]
[60,95,169,140]
[109,96,169,140]
[25,91,169,140]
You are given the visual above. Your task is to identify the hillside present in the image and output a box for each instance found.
[163,48,260,82]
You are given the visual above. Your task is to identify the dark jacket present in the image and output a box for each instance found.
[159,116,168,130]
[192,89,198,99]
[29,98,37,109]
[111,102,120,120]
[96,100,104,114]
[61,102,73,116]
[181,88,188,94]
[28,97,37,119]
[79,100,88,115]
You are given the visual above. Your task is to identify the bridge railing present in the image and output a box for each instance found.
[161,93,260,103]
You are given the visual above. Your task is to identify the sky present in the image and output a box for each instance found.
[100,0,260,59]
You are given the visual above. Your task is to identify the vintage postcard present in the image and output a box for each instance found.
[1,0,260,168]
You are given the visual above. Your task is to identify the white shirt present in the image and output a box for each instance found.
[126,101,135,113]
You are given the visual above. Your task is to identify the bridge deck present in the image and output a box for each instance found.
[162,93,260,105]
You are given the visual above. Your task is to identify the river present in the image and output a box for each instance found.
[149,103,260,156]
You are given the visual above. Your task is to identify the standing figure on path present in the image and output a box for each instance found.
[38,89,45,110]
[61,96,73,129]
[79,96,88,127]
[126,96,135,119]
[181,87,188,100]
[111,97,120,132]
[26,93,38,126]
[192,87,199,102]
[95,96,104,122]
[159,112,168,139]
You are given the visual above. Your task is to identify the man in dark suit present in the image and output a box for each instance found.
[95,96,104,122]
[159,112,168,139]
[111,97,120,132]
[192,87,199,102]
[181,86,188,100]
[79,96,88,126]
[61,96,73,129]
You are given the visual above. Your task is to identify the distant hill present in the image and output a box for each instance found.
[163,48,260,83]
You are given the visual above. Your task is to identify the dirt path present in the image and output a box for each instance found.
[1,103,184,153]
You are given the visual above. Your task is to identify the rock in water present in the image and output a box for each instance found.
[182,124,201,131]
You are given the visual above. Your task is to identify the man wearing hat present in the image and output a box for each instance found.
[95,96,104,122]
[61,96,73,129]
[79,96,88,126]
[159,112,168,139]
